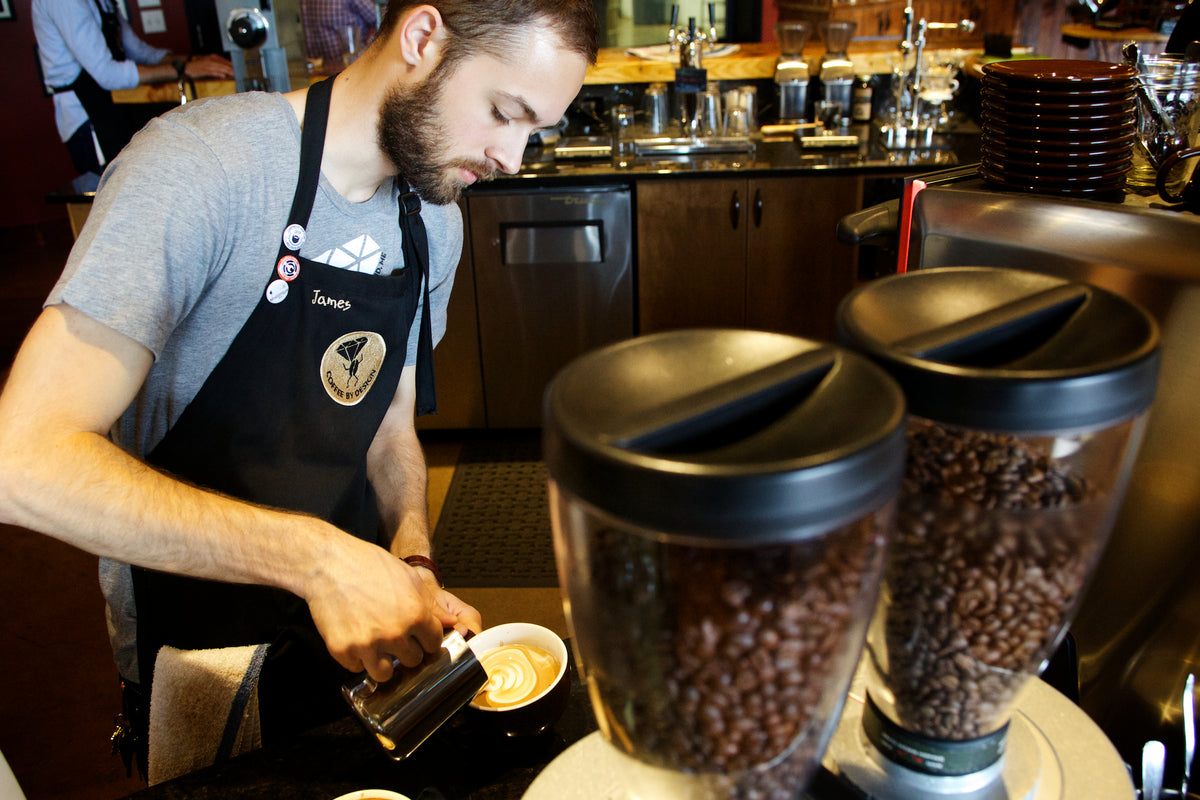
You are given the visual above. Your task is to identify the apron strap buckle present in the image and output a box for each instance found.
[400,191,422,217]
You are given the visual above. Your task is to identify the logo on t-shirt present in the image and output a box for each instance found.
[320,331,387,406]
[312,235,389,275]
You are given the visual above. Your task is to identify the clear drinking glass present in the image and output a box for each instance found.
[1129,55,1200,190]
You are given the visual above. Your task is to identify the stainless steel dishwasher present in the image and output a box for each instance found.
[466,184,634,428]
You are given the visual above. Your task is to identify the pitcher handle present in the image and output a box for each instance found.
[1155,147,1200,204]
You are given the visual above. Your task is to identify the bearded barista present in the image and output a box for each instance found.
[0,0,597,781]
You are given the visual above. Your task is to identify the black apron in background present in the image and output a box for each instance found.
[53,0,136,166]
[131,75,438,740]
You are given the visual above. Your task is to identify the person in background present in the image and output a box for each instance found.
[32,0,234,176]
[302,0,380,73]
[1166,0,1199,53]
[2,0,597,783]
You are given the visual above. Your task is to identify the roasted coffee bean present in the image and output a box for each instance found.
[569,513,889,800]
[872,419,1106,741]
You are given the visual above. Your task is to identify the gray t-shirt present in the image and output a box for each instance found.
[47,90,463,681]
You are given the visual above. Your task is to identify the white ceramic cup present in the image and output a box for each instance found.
[467,622,570,736]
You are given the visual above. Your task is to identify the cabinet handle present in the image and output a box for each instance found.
[753,188,763,228]
[731,190,741,230]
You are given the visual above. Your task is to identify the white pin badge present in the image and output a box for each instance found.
[283,224,306,251]
[265,279,289,304]
[277,254,301,281]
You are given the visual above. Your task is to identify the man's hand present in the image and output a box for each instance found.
[304,537,479,682]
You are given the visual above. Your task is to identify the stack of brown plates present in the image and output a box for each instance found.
[979,60,1137,196]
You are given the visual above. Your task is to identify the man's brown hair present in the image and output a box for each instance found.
[378,0,600,71]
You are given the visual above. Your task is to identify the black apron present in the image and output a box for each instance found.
[131,75,437,738]
[53,0,135,165]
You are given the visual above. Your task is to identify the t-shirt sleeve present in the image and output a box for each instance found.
[47,115,232,359]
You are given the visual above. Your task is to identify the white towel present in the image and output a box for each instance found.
[147,643,268,785]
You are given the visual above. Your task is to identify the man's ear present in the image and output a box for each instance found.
[394,5,445,70]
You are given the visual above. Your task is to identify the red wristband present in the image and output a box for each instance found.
[403,554,443,588]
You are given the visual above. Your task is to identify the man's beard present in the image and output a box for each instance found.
[378,67,497,205]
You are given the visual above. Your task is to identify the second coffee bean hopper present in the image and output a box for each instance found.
[826,266,1161,800]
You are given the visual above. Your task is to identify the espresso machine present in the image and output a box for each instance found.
[214,0,303,92]
[774,21,812,122]
[880,4,975,148]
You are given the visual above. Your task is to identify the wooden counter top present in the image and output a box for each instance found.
[586,41,781,84]
[113,80,237,104]
[114,40,967,102]
[111,45,786,101]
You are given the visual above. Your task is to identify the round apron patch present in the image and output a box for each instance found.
[320,331,388,406]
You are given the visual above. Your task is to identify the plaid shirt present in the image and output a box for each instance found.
[301,0,378,63]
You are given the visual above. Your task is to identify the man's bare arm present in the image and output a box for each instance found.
[367,366,482,636]
[0,304,443,676]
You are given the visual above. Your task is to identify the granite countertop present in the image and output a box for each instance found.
[468,123,981,190]
[47,125,981,204]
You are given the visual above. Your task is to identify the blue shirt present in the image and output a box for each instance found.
[33,0,169,141]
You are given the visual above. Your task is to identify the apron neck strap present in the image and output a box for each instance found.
[283,77,335,233]
[397,183,438,416]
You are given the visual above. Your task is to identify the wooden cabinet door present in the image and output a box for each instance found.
[636,177,747,334]
[745,174,863,343]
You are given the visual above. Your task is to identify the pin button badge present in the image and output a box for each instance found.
[277,255,301,281]
[283,224,306,251]
[265,279,289,304]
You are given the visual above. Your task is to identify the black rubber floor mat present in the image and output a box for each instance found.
[432,435,558,587]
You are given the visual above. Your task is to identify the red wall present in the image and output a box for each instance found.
[0,0,192,228]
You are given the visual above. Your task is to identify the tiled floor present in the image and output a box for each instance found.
[0,220,563,799]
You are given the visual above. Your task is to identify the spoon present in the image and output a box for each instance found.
[1123,42,1173,132]
[1142,740,1165,800]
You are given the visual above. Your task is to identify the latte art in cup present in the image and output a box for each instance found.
[471,643,560,709]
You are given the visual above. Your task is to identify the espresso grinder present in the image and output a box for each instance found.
[817,20,857,123]
[774,21,812,123]
[545,329,908,799]
[829,267,1160,800]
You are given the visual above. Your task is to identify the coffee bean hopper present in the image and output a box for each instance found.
[831,267,1161,799]
[542,329,907,799]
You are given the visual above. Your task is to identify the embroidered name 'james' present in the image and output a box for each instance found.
[320,331,386,406]
[312,289,352,311]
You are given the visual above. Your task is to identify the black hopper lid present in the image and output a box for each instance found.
[542,329,907,544]
[836,267,1160,433]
